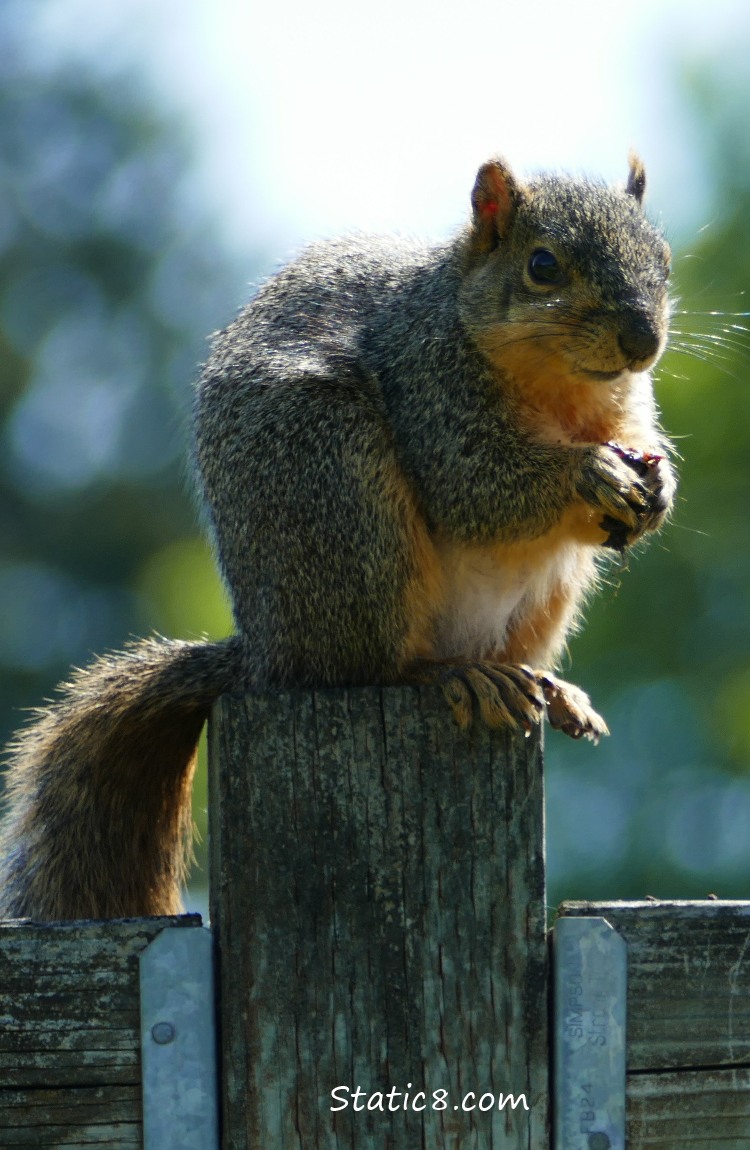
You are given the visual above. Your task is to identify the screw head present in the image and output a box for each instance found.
[151,1021,176,1045]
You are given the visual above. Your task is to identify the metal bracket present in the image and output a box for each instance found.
[139,926,219,1150]
[554,916,627,1150]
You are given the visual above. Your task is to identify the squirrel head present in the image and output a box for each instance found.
[459,155,672,383]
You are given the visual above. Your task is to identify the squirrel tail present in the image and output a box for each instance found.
[0,635,243,920]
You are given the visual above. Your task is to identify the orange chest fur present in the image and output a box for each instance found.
[506,358,633,444]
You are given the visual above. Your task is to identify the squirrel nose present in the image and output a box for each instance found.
[618,311,661,367]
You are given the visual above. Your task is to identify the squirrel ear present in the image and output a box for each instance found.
[470,159,521,253]
[626,151,646,204]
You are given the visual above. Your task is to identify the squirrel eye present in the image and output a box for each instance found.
[528,248,562,285]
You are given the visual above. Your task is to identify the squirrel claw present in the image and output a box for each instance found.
[407,659,545,732]
[600,514,630,552]
[537,672,609,744]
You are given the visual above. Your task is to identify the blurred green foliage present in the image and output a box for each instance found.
[0,16,748,909]
[0,13,246,892]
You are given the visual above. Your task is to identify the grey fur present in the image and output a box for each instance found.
[0,158,676,919]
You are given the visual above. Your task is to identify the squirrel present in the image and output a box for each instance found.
[0,154,675,921]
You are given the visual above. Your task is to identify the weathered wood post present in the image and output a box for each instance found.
[209,684,548,1149]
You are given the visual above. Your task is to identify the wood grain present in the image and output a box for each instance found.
[209,685,548,1150]
[558,901,750,1148]
[0,915,200,1148]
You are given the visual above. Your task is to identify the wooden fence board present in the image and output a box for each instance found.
[0,915,201,1144]
[558,901,750,1148]
[628,1068,750,1147]
[558,901,750,1070]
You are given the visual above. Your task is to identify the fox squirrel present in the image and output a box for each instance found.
[0,154,675,920]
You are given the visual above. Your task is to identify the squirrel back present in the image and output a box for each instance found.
[0,155,676,918]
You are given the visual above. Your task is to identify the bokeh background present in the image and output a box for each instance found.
[1,0,749,911]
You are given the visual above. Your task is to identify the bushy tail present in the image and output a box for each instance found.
[0,636,243,920]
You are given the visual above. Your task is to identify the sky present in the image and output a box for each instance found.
[28,0,750,257]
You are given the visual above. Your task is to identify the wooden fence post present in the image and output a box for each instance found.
[209,685,548,1149]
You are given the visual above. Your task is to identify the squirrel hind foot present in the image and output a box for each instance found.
[405,658,546,732]
[537,672,609,743]
[404,660,607,743]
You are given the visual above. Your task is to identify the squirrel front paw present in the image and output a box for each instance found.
[601,442,675,547]
[577,443,674,551]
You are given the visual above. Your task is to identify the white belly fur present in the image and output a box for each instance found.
[431,534,587,662]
